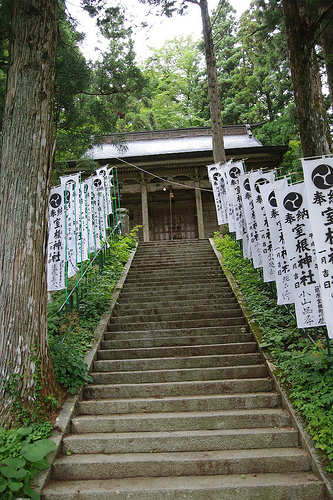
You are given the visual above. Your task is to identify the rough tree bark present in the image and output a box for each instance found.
[0,0,60,425]
[199,0,226,164]
[281,0,332,157]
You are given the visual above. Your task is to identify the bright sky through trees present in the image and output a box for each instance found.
[67,0,251,61]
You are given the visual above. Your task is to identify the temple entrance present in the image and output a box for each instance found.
[149,190,198,240]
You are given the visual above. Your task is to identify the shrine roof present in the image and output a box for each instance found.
[87,126,263,162]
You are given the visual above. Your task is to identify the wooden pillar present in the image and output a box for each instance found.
[141,180,150,242]
[195,181,205,239]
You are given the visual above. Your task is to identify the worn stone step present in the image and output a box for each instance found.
[119,290,235,302]
[97,342,257,360]
[121,279,230,290]
[71,408,290,434]
[91,365,267,385]
[115,297,239,311]
[129,261,221,270]
[78,392,281,415]
[42,472,325,500]
[108,317,248,332]
[93,352,260,372]
[62,427,298,455]
[126,267,222,277]
[104,325,249,341]
[83,378,273,400]
[110,309,243,325]
[125,270,223,279]
[101,333,253,349]
[52,448,309,481]
[114,303,240,317]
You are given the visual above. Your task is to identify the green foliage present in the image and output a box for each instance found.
[47,230,139,394]
[140,35,207,129]
[211,0,298,145]
[0,426,56,500]
[214,233,333,472]
[49,338,93,395]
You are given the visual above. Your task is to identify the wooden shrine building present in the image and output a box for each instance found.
[73,126,288,241]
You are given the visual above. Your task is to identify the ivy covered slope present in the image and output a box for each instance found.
[0,231,137,500]
[214,233,333,474]
[47,231,138,396]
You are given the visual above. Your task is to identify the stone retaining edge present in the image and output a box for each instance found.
[209,237,333,500]
[35,244,138,495]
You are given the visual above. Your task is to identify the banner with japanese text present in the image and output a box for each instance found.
[249,171,276,280]
[224,161,245,240]
[275,182,325,329]
[47,186,66,291]
[239,171,266,268]
[93,173,108,246]
[221,161,236,232]
[302,157,333,338]
[60,174,80,278]
[260,179,294,304]
[208,163,228,225]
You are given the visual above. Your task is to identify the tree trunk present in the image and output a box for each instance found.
[321,24,333,110]
[0,0,60,425]
[199,0,226,164]
[281,0,332,157]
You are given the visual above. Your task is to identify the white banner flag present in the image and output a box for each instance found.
[47,186,66,291]
[224,162,245,237]
[276,183,325,329]
[77,181,88,263]
[96,165,113,216]
[249,171,275,277]
[60,174,79,278]
[260,179,294,304]
[84,177,96,253]
[302,157,333,338]
[93,173,108,245]
[239,171,265,268]
[220,162,236,232]
[208,163,228,225]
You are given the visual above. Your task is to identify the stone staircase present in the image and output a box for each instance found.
[42,239,325,499]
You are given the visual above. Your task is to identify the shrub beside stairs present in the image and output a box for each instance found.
[42,239,326,499]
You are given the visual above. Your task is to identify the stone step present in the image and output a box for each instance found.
[114,302,240,317]
[71,409,290,434]
[126,266,222,275]
[107,317,248,332]
[101,333,253,349]
[121,279,230,290]
[104,325,249,340]
[42,472,325,500]
[115,296,239,310]
[83,378,274,400]
[62,427,298,455]
[93,352,260,372]
[52,448,310,481]
[129,261,221,270]
[97,342,257,360]
[91,365,267,385]
[119,290,235,302]
[110,309,243,325]
[133,254,215,259]
[78,392,281,415]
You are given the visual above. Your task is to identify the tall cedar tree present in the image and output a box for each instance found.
[0,0,61,425]
[281,0,332,156]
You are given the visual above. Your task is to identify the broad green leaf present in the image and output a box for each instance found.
[4,457,26,469]
[20,439,56,463]
[24,484,40,500]
[8,480,23,492]
[0,467,27,479]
